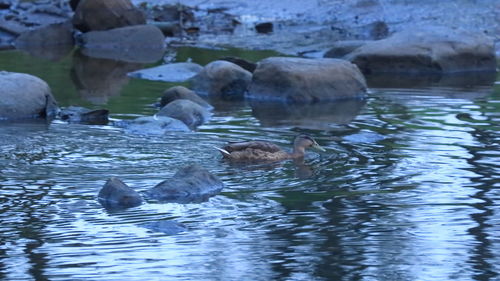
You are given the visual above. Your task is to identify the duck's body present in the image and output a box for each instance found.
[216,135,324,163]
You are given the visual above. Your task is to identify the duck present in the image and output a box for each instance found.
[215,135,325,162]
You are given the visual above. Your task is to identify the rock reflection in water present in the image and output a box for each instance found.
[70,50,144,104]
[250,99,365,129]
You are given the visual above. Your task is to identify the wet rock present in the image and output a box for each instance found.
[128,62,203,82]
[248,57,366,103]
[157,99,210,129]
[190,60,252,100]
[220,56,257,73]
[145,164,224,203]
[0,71,58,120]
[140,220,187,235]
[117,115,190,135]
[77,24,165,63]
[255,22,273,34]
[59,106,109,125]
[73,0,146,32]
[159,86,212,109]
[345,26,497,74]
[98,177,143,209]
[324,40,368,59]
[15,21,74,61]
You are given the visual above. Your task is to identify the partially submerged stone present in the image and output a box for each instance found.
[145,165,224,203]
[190,60,252,100]
[73,0,146,32]
[324,40,368,59]
[159,86,212,109]
[117,115,190,135]
[140,220,187,235]
[128,62,203,82]
[248,57,366,103]
[98,177,143,209]
[59,106,109,125]
[345,26,497,74]
[0,71,58,120]
[157,99,210,129]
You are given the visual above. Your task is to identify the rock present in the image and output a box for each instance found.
[145,164,224,203]
[345,26,497,74]
[0,71,58,120]
[248,57,366,103]
[73,0,146,32]
[220,56,257,73]
[140,220,187,235]
[157,99,210,129]
[324,40,368,58]
[128,62,203,82]
[190,60,252,100]
[15,21,74,61]
[159,86,212,109]
[98,177,143,209]
[77,24,165,63]
[59,106,109,125]
[255,22,273,34]
[117,116,190,135]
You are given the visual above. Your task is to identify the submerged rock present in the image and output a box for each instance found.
[128,62,203,82]
[117,115,190,135]
[59,106,109,125]
[73,0,146,32]
[159,86,212,109]
[190,60,252,100]
[0,71,58,120]
[248,57,366,103]
[157,99,210,129]
[98,177,143,209]
[324,40,368,59]
[345,26,497,74]
[140,220,187,235]
[145,165,224,203]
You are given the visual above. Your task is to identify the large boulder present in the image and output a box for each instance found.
[73,0,146,32]
[190,60,252,100]
[345,26,497,74]
[97,177,143,209]
[0,71,58,120]
[145,165,224,203]
[77,24,165,63]
[248,57,366,103]
[157,99,210,129]
[159,86,212,109]
[116,115,190,135]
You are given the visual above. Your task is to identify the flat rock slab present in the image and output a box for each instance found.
[128,62,203,82]
[248,57,366,103]
[345,26,497,74]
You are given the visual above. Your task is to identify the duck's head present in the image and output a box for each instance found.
[294,135,326,152]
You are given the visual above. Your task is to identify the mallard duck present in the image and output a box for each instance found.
[215,135,325,162]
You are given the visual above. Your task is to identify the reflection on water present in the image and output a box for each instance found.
[0,49,499,280]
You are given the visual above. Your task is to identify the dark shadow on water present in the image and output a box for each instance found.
[250,99,366,129]
[70,50,144,105]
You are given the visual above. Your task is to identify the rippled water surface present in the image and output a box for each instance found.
[1,49,499,281]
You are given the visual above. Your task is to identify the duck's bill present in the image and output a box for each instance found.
[312,143,326,152]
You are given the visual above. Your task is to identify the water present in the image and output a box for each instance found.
[1,48,499,281]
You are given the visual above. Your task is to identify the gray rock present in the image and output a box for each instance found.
[190,60,252,100]
[73,0,146,32]
[59,106,109,125]
[324,40,368,59]
[98,177,143,209]
[140,220,187,235]
[0,71,58,120]
[117,115,190,135]
[159,86,211,109]
[145,164,224,203]
[345,26,497,74]
[78,24,165,63]
[128,62,203,82]
[157,99,210,129]
[248,57,366,103]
